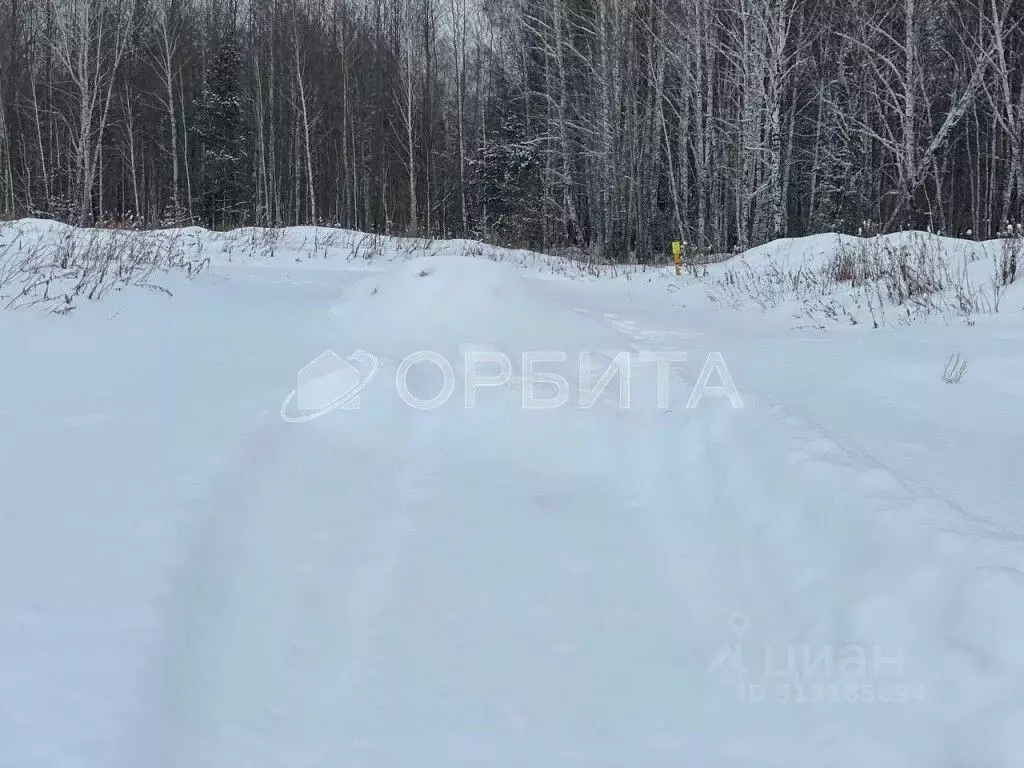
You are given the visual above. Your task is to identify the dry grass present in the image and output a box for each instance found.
[942,352,968,384]
[704,232,1007,328]
[0,222,209,313]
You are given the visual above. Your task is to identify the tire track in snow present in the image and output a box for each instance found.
[145,365,446,768]
[755,390,1024,544]
[605,317,940,766]
[583,313,848,761]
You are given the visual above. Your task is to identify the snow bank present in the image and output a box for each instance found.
[0,218,210,314]
[8,215,1019,331]
[199,224,604,278]
[694,230,1024,328]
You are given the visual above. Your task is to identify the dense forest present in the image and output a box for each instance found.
[0,0,1022,259]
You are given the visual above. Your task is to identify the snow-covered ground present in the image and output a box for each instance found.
[2,220,1023,767]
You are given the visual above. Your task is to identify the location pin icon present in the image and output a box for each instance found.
[728,612,750,639]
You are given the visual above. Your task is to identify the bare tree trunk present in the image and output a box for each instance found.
[48,0,135,223]
[178,74,193,219]
[153,0,181,214]
[294,10,317,223]
[449,0,467,232]
[403,4,417,234]
[123,86,141,215]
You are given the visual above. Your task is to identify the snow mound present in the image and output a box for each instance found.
[695,230,1024,327]
[330,255,627,361]
[199,223,596,277]
[736,231,991,272]
[0,218,210,314]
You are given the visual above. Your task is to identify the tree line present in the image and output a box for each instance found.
[0,0,1021,259]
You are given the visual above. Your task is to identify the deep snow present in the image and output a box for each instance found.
[1,220,1023,767]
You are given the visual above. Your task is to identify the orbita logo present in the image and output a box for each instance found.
[280,349,379,422]
[280,347,745,422]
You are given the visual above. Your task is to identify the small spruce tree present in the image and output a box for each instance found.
[195,38,247,227]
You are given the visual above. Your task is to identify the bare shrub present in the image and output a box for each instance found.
[826,248,860,283]
[0,224,209,314]
[706,231,997,327]
[311,229,344,258]
[825,242,881,285]
[942,352,968,384]
[216,227,284,261]
[948,260,991,319]
[997,221,1022,287]
[876,236,947,306]
[352,232,384,261]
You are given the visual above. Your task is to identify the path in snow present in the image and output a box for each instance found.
[5,254,1023,768]
[134,260,1024,768]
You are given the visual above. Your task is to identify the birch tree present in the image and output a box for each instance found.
[48,0,135,222]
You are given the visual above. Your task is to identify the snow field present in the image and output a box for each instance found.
[1,220,1023,766]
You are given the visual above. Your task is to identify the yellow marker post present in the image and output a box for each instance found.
[672,240,682,275]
